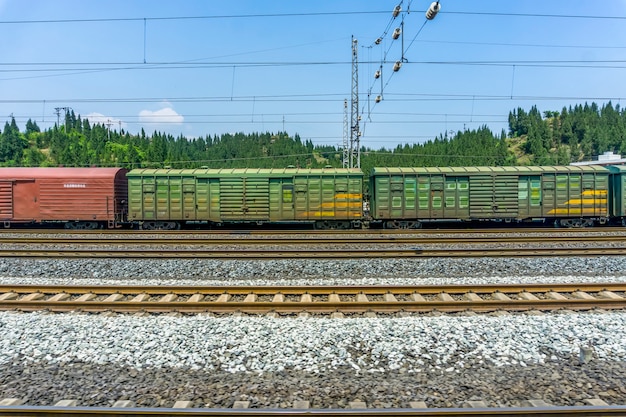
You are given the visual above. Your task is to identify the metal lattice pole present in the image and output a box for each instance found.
[342,99,349,168]
[350,36,360,169]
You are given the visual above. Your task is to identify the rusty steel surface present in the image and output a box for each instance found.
[0,247,625,258]
[2,282,626,294]
[3,235,626,245]
[1,405,626,416]
[3,227,626,235]
[0,167,127,224]
[1,283,625,314]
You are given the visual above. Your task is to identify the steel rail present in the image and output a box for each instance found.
[0,247,625,258]
[2,283,626,314]
[2,227,626,235]
[0,404,626,416]
[2,283,626,294]
[3,235,626,245]
[6,299,626,314]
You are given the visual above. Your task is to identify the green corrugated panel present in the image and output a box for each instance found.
[219,177,270,220]
[268,180,282,221]
[181,177,196,220]
[195,178,210,220]
[127,177,144,220]
[370,165,612,176]
[127,168,364,223]
[607,166,626,217]
[467,174,518,218]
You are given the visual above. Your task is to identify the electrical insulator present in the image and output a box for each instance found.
[392,27,401,40]
[393,61,402,72]
[374,70,381,79]
[375,37,382,45]
[425,1,440,20]
[392,5,401,18]
[375,95,382,103]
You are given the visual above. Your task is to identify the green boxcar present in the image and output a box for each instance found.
[127,168,364,229]
[370,166,610,228]
[607,165,626,226]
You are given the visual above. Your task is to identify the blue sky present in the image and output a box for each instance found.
[1,0,626,150]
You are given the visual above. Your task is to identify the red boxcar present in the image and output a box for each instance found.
[0,167,128,229]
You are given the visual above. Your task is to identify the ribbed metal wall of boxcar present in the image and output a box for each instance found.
[293,175,362,221]
[127,169,363,224]
[542,170,609,218]
[370,167,610,222]
[38,173,128,223]
[0,168,127,225]
[0,181,13,219]
[219,176,270,221]
[607,166,626,219]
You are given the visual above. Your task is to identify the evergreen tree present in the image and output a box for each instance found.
[0,118,28,165]
[25,119,40,134]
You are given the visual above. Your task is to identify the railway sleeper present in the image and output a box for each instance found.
[0,396,622,411]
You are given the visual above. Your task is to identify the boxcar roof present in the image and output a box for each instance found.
[128,168,364,177]
[0,167,126,179]
[607,165,626,173]
[370,166,611,175]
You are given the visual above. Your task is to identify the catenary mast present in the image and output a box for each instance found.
[349,36,360,169]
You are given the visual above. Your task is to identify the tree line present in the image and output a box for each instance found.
[1,102,624,169]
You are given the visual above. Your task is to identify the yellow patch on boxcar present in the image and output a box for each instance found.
[547,189,608,215]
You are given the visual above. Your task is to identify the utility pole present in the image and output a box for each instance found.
[350,36,361,169]
[105,119,113,141]
[54,107,71,130]
[342,99,349,168]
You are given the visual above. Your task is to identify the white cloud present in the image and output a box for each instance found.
[84,112,126,130]
[138,106,184,125]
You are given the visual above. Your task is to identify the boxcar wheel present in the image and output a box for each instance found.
[385,220,398,229]
[65,221,100,230]
[339,221,352,229]
[141,221,179,230]
[315,220,331,230]
[558,218,593,228]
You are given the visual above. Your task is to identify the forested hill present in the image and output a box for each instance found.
[1,101,625,170]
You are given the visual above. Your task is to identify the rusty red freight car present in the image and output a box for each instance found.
[0,167,128,229]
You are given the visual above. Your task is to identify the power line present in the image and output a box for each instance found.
[443,11,626,20]
[0,9,624,25]
[0,11,389,25]
[413,39,626,51]
[5,58,626,69]
[2,92,625,105]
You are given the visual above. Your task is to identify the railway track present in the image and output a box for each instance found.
[1,283,625,314]
[1,404,626,416]
[3,235,626,245]
[2,226,626,235]
[0,247,624,258]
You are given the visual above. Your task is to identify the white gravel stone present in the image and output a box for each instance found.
[1,257,626,286]
[1,311,625,373]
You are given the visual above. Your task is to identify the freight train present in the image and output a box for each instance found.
[0,165,625,229]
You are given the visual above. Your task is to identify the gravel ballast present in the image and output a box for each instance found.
[1,311,626,408]
[1,252,626,408]
[1,256,626,286]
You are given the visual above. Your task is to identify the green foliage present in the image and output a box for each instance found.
[507,101,626,164]
[1,101,624,168]
[359,126,512,174]
[0,118,28,166]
